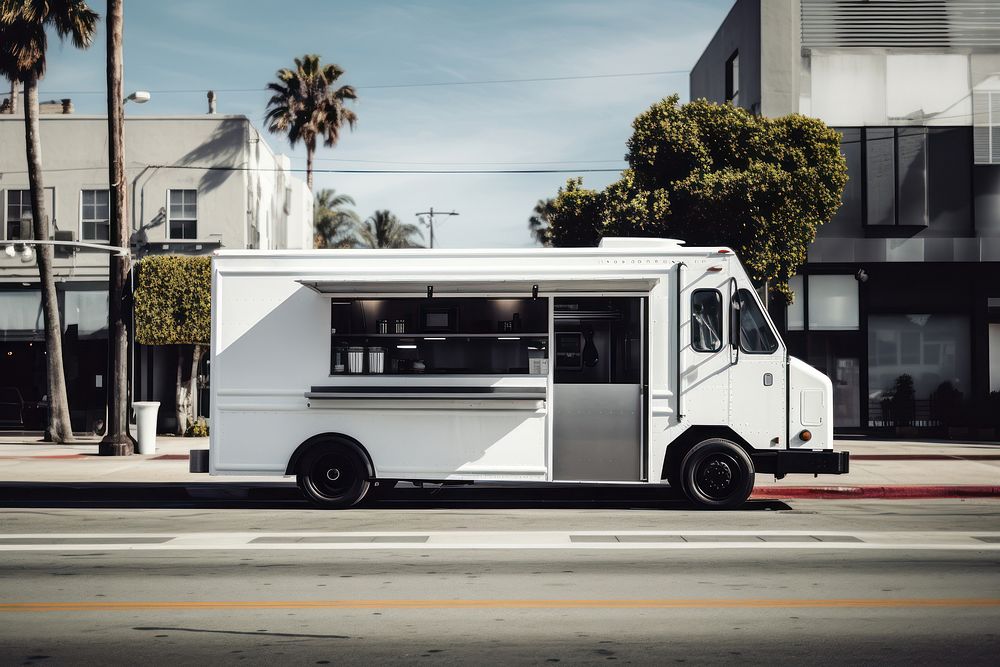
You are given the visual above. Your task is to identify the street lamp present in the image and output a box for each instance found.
[125,90,150,104]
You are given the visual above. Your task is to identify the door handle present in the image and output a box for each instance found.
[763,373,773,386]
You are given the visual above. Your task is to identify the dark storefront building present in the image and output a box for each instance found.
[0,284,109,432]
[772,126,1000,431]
[691,0,1000,433]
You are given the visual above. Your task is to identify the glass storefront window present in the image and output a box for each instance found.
[868,314,970,402]
[808,275,859,330]
[63,291,109,337]
[0,291,44,339]
[787,275,804,331]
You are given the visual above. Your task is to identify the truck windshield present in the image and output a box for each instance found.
[736,289,778,354]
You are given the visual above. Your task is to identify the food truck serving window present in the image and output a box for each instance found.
[691,289,723,353]
[329,297,549,376]
[736,289,779,354]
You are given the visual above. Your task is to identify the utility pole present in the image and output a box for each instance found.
[99,0,133,456]
[415,207,459,249]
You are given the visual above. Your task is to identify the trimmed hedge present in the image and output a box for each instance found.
[134,255,211,346]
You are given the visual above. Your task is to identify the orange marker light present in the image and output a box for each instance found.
[799,429,812,442]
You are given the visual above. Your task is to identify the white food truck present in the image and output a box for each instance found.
[190,238,848,509]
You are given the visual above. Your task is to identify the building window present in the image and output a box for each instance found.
[973,88,1000,165]
[3,188,56,241]
[725,51,739,106]
[787,275,858,332]
[787,275,805,331]
[691,289,723,352]
[868,314,970,410]
[80,190,110,242]
[5,190,31,240]
[168,189,198,239]
[862,127,928,227]
[808,275,859,331]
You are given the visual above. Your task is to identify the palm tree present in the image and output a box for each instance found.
[0,0,99,443]
[313,188,360,249]
[528,197,555,246]
[358,210,424,249]
[264,54,357,191]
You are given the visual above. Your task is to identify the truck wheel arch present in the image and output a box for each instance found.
[285,433,376,478]
[661,425,754,483]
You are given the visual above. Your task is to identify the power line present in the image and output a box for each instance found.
[294,156,627,166]
[37,68,690,97]
[162,165,624,174]
[0,164,624,175]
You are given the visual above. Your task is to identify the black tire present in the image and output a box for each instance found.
[679,438,754,510]
[296,441,371,509]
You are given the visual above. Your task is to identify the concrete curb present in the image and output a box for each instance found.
[753,485,1000,500]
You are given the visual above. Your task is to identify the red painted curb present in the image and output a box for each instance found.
[753,485,1000,499]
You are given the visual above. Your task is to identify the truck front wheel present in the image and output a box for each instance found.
[297,443,371,509]
[680,439,754,510]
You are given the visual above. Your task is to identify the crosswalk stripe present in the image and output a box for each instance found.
[0,531,997,551]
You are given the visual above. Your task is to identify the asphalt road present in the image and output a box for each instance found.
[0,489,998,665]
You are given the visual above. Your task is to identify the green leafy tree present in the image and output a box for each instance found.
[358,210,424,249]
[0,0,99,443]
[133,256,211,436]
[546,178,604,248]
[527,198,556,246]
[264,54,357,191]
[548,95,848,301]
[313,188,359,248]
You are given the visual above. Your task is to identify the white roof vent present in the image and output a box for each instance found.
[598,237,685,249]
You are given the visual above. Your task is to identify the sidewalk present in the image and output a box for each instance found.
[0,435,997,498]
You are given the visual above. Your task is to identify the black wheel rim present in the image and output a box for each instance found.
[309,452,357,500]
[694,453,741,500]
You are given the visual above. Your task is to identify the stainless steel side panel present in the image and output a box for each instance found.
[552,384,642,481]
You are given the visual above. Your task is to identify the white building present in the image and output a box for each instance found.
[0,107,312,432]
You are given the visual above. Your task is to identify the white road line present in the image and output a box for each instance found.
[0,531,997,551]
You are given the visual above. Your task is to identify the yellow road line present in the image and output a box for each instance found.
[0,599,998,612]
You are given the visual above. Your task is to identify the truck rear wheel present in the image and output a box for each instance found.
[297,442,371,509]
[680,439,754,510]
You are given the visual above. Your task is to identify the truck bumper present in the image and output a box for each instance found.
[751,449,849,477]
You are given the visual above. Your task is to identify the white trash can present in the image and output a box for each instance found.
[132,401,160,455]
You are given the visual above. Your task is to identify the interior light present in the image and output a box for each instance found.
[498,337,520,341]
[396,344,417,349]
[423,337,446,341]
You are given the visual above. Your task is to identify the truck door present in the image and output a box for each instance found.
[552,297,645,481]
[679,275,731,427]
[727,286,786,449]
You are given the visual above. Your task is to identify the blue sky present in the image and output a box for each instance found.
[36,0,732,247]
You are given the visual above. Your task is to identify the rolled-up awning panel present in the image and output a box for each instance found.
[297,276,658,295]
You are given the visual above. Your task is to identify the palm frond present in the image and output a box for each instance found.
[263,54,359,185]
[358,210,424,249]
[0,0,97,79]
